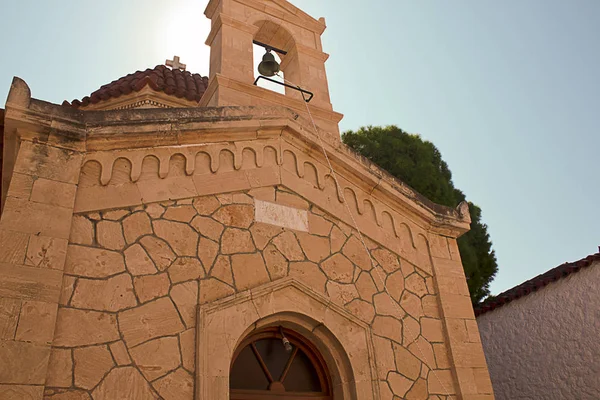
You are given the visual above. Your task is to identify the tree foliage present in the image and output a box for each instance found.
[342,125,497,304]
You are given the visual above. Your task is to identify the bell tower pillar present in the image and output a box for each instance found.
[201,0,343,140]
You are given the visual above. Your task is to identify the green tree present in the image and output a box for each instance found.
[342,125,497,304]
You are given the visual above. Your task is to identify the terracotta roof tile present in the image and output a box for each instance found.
[475,252,600,316]
[63,65,209,108]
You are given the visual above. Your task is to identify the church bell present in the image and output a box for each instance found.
[258,49,280,77]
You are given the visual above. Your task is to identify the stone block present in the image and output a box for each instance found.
[102,209,131,221]
[408,336,436,369]
[168,257,204,284]
[355,272,377,302]
[153,368,194,400]
[400,291,424,319]
[210,255,233,285]
[421,318,445,343]
[145,203,165,219]
[25,235,68,270]
[329,225,346,253]
[199,278,234,305]
[197,238,219,270]
[64,245,125,278]
[162,205,197,223]
[153,220,198,256]
[193,170,250,196]
[406,273,429,298]
[433,343,451,369]
[140,236,176,271]
[59,275,76,306]
[6,173,34,200]
[73,345,114,390]
[137,174,198,203]
[192,196,220,215]
[0,341,51,384]
[248,187,275,202]
[170,281,198,328]
[403,315,420,346]
[388,372,413,397]
[130,336,181,381]
[109,341,131,366]
[118,297,185,347]
[296,232,330,262]
[263,244,288,280]
[472,367,494,394]
[213,204,254,228]
[275,191,309,210]
[96,220,126,250]
[0,262,62,302]
[393,343,422,380]
[406,378,428,400]
[0,229,28,264]
[342,235,372,270]
[73,184,143,214]
[133,273,170,303]
[345,298,375,323]
[92,367,156,400]
[221,228,255,254]
[326,281,358,306]
[372,335,395,380]
[0,297,21,340]
[427,369,456,395]
[249,223,283,250]
[307,212,332,236]
[54,308,120,347]
[231,253,270,291]
[439,294,475,319]
[15,300,58,344]
[372,316,402,343]
[465,319,481,343]
[69,216,94,246]
[124,244,158,276]
[190,216,223,241]
[289,261,326,294]
[70,273,137,312]
[373,292,401,317]
[0,384,44,399]
[255,200,308,232]
[450,342,488,368]
[422,295,441,318]
[321,253,354,283]
[180,328,195,373]
[122,212,152,244]
[1,197,72,239]
[13,142,82,184]
[30,178,77,209]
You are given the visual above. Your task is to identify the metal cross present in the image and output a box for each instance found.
[166,56,186,71]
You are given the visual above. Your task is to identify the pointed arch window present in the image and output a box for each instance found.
[230,327,332,399]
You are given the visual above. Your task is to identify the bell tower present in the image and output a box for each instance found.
[201,0,343,140]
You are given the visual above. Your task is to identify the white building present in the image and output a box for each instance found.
[476,253,600,400]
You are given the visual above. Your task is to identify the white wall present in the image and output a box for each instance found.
[477,261,600,400]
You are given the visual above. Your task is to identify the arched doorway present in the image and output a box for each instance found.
[230,327,332,400]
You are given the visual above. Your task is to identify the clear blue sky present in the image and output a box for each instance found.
[1,0,598,295]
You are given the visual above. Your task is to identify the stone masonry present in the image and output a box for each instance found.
[48,188,452,399]
[0,1,494,398]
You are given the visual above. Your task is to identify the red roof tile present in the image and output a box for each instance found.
[475,252,600,316]
[63,65,209,108]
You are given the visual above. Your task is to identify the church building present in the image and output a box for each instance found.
[0,1,494,399]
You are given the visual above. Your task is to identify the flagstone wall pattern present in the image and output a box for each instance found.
[35,187,461,400]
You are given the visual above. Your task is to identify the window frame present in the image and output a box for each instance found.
[230,327,332,400]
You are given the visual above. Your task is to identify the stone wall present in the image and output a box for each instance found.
[45,186,459,400]
[477,261,600,400]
